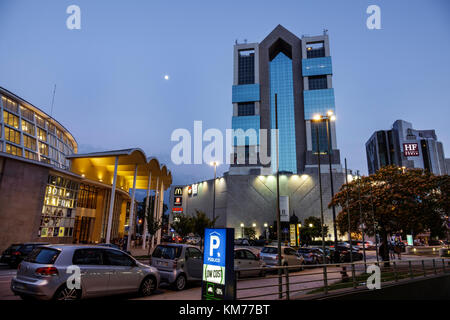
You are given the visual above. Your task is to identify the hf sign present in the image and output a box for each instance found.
[403,143,419,157]
[202,228,235,300]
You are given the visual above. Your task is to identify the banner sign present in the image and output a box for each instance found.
[202,228,235,300]
[280,196,289,222]
[289,224,296,246]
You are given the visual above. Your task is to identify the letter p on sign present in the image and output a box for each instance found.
[210,235,220,256]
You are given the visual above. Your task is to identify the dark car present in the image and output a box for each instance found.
[331,245,363,262]
[1,243,49,268]
[298,247,328,264]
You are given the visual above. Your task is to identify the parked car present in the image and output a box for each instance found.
[234,248,266,278]
[151,244,202,291]
[330,246,363,262]
[235,238,250,246]
[96,243,131,255]
[10,245,159,300]
[185,237,201,245]
[253,238,269,246]
[260,246,305,269]
[298,247,328,264]
[1,243,49,268]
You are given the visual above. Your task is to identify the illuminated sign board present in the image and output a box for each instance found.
[174,187,183,196]
[192,184,198,196]
[280,196,289,222]
[403,143,419,157]
[187,186,192,195]
[172,207,183,212]
[174,196,182,206]
[202,228,235,300]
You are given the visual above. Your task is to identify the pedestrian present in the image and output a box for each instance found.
[395,241,402,260]
[388,241,396,260]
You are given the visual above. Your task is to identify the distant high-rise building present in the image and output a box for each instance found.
[230,25,341,175]
[366,120,447,175]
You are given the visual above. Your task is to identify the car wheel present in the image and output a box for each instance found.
[53,285,81,301]
[139,276,156,296]
[174,274,187,291]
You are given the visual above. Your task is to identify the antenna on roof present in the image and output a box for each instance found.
[50,84,56,119]
[235,39,238,45]
[323,28,328,35]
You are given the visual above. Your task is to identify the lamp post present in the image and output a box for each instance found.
[264,223,269,241]
[240,223,244,238]
[210,161,219,225]
[356,170,367,269]
[313,111,338,257]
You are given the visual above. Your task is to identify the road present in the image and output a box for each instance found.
[0,251,432,301]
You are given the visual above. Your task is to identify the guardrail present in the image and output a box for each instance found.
[234,258,450,300]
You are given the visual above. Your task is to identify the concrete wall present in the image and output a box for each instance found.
[0,156,49,252]
[173,172,345,240]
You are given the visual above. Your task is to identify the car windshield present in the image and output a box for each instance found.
[261,247,278,254]
[24,248,60,264]
[6,244,21,252]
[152,245,182,260]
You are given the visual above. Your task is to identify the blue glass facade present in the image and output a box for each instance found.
[304,88,335,120]
[270,52,297,173]
[232,84,260,103]
[232,115,260,146]
[302,57,332,76]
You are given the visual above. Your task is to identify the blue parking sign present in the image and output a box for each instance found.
[201,228,235,300]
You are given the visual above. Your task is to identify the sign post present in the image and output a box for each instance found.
[202,228,235,300]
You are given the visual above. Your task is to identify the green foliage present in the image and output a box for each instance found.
[330,166,449,241]
[243,227,256,240]
[171,214,193,238]
[299,216,329,245]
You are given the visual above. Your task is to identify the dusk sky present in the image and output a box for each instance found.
[1,0,449,191]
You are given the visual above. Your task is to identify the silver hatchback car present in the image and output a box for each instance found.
[151,244,202,291]
[10,245,160,300]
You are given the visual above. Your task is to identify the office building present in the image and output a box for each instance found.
[366,119,447,175]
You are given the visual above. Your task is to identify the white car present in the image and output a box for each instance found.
[234,248,266,278]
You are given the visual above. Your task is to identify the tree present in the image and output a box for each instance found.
[191,210,218,249]
[243,227,256,240]
[329,166,449,262]
[172,214,193,239]
[299,216,329,245]
[145,205,162,257]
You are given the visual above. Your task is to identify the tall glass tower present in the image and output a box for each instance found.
[230,25,341,175]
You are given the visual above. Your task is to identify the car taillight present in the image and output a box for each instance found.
[256,253,260,259]
[12,251,21,256]
[17,263,22,270]
[35,267,58,276]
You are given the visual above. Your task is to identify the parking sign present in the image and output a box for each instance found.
[201,228,235,300]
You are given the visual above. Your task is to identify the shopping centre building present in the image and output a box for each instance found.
[0,87,171,252]
[169,26,347,241]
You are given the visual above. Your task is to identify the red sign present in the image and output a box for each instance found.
[174,196,182,206]
[403,143,419,157]
[172,207,183,212]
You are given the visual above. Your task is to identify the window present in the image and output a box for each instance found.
[39,142,49,156]
[73,249,104,265]
[311,121,330,153]
[3,111,19,129]
[5,143,22,156]
[21,119,35,136]
[238,49,255,85]
[238,102,255,116]
[35,115,46,129]
[25,150,37,160]
[104,249,134,266]
[186,247,202,259]
[306,42,325,58]
[308,75,328,90]
[37,127,47,141]
[25,248,60,264]
[20,106,34,122]
[2,96,18,114]
[5,127,21,145]
[243,250,257,260]
[78,184,98,209]
[47,123,56,135]
[152,245,182,260]
[23,135,36,150]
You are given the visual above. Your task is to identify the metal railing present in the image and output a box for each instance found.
[234,258,450,300]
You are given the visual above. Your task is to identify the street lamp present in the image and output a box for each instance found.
[313,111,339,256]
[309,223,313,228]
[264,223,268,241]
[240,223,244,238]
[210,161,219,225]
